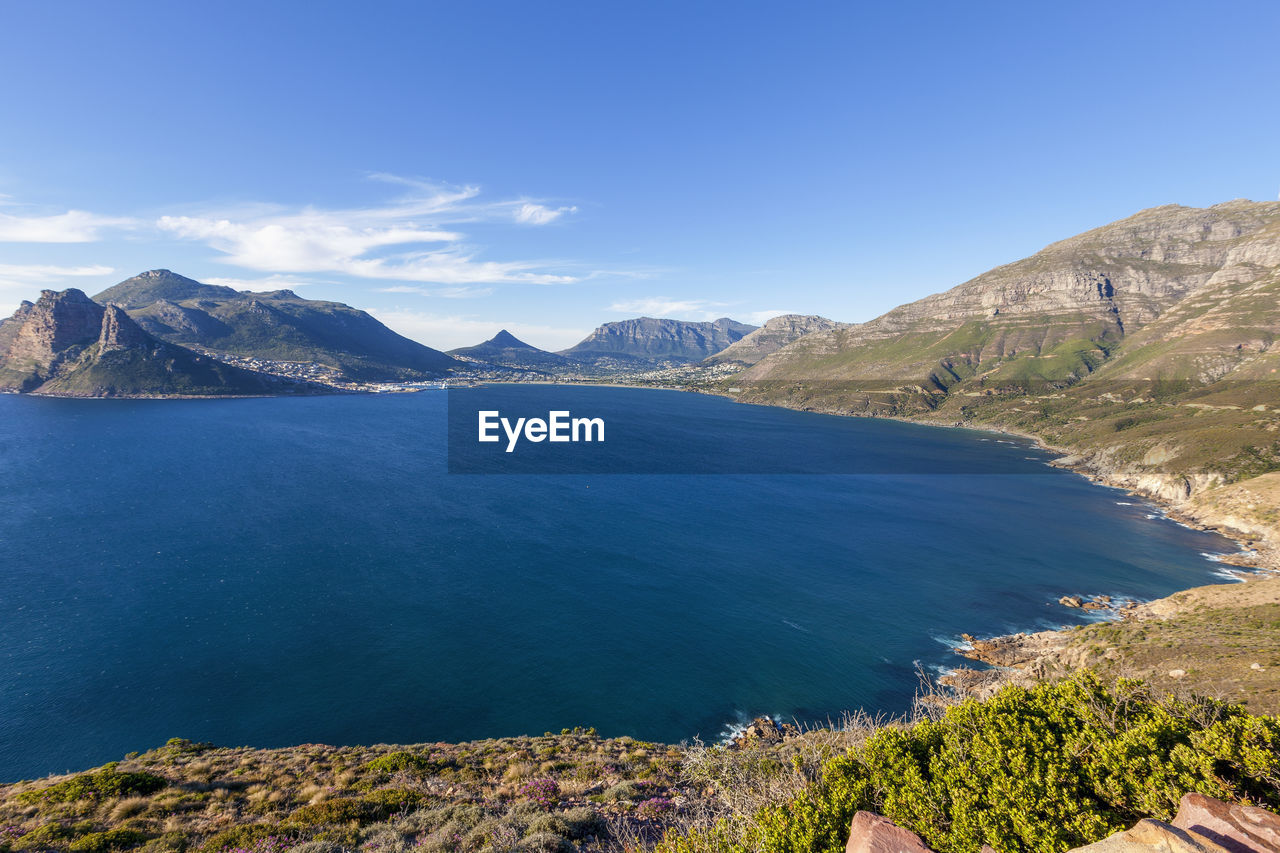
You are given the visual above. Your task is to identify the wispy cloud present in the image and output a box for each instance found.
[374,284,493,298]
[157,176,581,285]
[514,202,577,225]
[202,274,325,291]
[742,309,794,325]
[0,210,135,243]
[367,308,590,352]
[608,297,729,319]
[0,262,115,290]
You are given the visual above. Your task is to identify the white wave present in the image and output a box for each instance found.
[931,633,973,651]
[716,711,784,744]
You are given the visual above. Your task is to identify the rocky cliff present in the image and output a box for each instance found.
[0,289,289,397]
[703,314,840,366]
[740,200,1280,389]
[560,317,756,365]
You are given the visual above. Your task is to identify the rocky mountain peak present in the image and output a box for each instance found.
[705,314,841,366]
[98,304,150,351]
[14,288,106,358]
[488,329,531,348]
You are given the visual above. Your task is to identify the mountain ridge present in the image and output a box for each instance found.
[560,316,756,365]
[95,270,460,382]
[0,289,290,396]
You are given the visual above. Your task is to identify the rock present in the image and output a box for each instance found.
[1250,663,1265,672]
[706,314,842,366]
[730,716,799,748]
[98,304,151,351]
[1169,669,1187,679]
[1071,818,1232,853]
[1083,600,1108,611]
[845,811,936,853]
[1172,791,1280,853]
[1060,596,1085,608]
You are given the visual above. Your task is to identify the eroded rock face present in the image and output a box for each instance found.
[1173,792,1280,853]
[560,317,758,362]
[6,288,104,364]
[741,200,1280,384]
[0,288,285,397]
[0,288,105,389]
[845,811,935,853]
[706,315,843,366]
[98,304,150,351]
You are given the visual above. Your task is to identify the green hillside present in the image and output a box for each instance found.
[95,270,459,382]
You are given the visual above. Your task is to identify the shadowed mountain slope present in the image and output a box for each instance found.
[0,289,290,396]
[95,270,459,381]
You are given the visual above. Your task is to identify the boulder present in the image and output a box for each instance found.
[1070,818,1232,853]
[729,716,799,748]
[845,811,935,853]
[1172,792,1280,853]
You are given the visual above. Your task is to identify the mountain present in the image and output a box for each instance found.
[448,329,577,371]
[559,317,757,365]
[731,199,1280,519]
[0,289,290,396]
[703,314,841,366]
[739,200,1280,393]
[94,270,460,381]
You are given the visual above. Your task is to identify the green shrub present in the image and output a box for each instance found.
[14,823,75,850]
[558,807,605,840]
[599,780,655,802]
[199,824,286,853]
[289,790,426,827]
[69,830,151,853]
[18,764,167,804]
[663,675,1280,853]
[364,753,455,777]
[518,832,572,853]
[163,739,215,757]
[139,832,189,853]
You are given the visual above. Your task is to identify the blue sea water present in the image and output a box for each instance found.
[0,387,1238,780]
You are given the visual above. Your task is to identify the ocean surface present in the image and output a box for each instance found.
[0,386,1238,780]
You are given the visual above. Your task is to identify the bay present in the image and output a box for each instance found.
[0,387,1235,779]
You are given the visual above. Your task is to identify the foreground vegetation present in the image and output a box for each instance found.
[3,676,1278,853]
[661,675,1280,853]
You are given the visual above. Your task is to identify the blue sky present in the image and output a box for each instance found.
[2,1,1278,351]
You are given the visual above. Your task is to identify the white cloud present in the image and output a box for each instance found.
[0,210,135,242]
[514,202,577,225]
[608,297,730,319]
[368,308,590,352]
[202,274,324,291]
[374,284,493,298]
[742,309,795,325]
[0,263,115,291]
[157,176,581,286]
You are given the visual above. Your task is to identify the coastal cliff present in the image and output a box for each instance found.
[721,200,1280,566]
[0,289,288,397]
